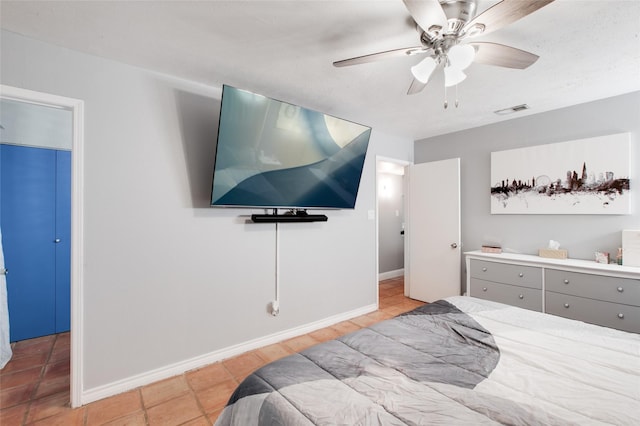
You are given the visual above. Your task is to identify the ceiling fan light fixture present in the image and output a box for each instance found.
[447,44,476,70]
[334,0,555,98]
[444,66,466,87]
[411,56,437,83]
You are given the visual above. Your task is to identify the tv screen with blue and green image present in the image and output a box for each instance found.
[210,85,371,209]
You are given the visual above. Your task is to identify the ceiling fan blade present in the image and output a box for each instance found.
[407,78,428,95]
[333,46,426,67]
[402,0,448,32]
[470,42,539,69]
[462,0,555,38]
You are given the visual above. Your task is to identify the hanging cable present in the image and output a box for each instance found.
[272,220,280,316]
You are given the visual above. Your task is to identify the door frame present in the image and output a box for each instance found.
[1,85,84,407]
[375,155,412,301]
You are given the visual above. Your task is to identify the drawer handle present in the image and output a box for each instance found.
[618,313,624,319]
[518,273,524,278]
[482,267,487,272]
[482,287,487,292]
[564,303,570,308]
[617,287,624,293]
[563,279,569,284]
[518,294,524,299]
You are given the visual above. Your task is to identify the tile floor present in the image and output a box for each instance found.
[1,276,423,425]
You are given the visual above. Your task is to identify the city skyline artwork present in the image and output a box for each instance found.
[491,133,631,214]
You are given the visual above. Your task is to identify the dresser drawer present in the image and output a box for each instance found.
[545,269,640,306]
[470,260,542,289]
[546,292,640,333]
[470,278,542,312]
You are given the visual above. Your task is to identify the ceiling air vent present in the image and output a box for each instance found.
[494,104,530,115]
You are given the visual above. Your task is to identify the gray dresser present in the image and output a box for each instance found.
[468,258,542,311]
[465,251,640,333]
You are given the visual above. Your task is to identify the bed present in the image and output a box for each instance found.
[215,296,640,425]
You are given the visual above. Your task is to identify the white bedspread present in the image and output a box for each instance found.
[448,296,640,425]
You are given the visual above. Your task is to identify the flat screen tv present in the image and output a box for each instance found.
[210,85,371,209]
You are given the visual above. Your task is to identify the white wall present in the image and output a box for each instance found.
[0,30,413,398]
[415,91,640,290]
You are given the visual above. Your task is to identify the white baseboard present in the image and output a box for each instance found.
[80,303,378,405]
[378,268,404,281]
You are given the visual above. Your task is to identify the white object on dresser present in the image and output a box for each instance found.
[465,251,640,333]
[622,229,640,267]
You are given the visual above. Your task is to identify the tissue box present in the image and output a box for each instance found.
[538,249,568,259]
[481,245,502,254]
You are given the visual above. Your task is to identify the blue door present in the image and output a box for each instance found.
[0,144,71,341]
[54,149,71,333]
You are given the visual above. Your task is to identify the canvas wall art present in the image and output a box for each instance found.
[491,133,631,214]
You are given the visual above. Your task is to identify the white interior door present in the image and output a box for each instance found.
[407,158,461,302]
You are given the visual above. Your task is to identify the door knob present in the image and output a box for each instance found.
[450,243,458,249]
[0,268,7,276]
[54,239,61,243]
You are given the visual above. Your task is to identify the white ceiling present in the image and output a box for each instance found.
[2,0,639,140]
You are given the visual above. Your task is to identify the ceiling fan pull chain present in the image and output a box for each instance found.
[444,85,448,109]
[455,84,459,108]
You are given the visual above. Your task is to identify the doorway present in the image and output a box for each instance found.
[376,156,411,300]
[1,117,71,341]
[0,85,84,407]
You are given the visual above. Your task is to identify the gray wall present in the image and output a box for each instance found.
[378,172,404,274]
[1,30,413,395]
[415,91,640,287]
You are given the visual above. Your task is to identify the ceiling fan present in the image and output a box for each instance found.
[333,0,555,100]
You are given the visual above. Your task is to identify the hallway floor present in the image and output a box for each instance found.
[1,276,421,425]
